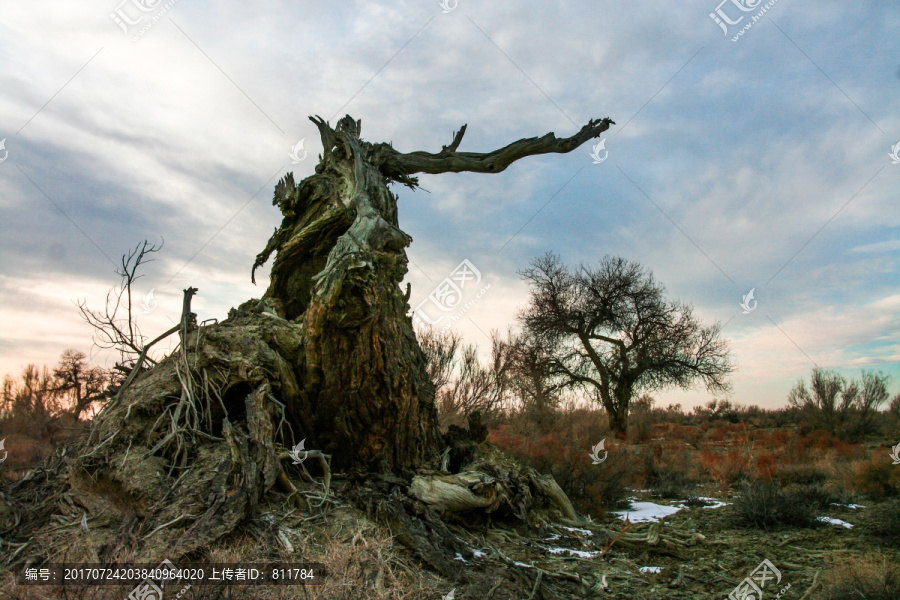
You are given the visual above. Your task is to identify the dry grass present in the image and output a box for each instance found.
[852,455,900,499]
[0,433,50,481]
[864,498,900,546]
[1,505,448,600]
[3,400,898,599]
[816,551,900,600]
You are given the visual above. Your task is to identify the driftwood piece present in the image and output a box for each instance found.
[409,443,580,525]
[409,473,497,513]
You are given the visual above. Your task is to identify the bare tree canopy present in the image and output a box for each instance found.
[51,349,108,420]
[77,239,164,368]
[788,368,893,440]
[418,327,515,427]
[518,252,733,435]
[507,330,571,433]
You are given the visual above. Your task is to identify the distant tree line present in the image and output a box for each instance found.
[1,349,109,451]
[418,254,899,443]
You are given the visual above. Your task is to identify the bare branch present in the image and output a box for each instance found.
[77,239,164,367]
[386,117,614,176]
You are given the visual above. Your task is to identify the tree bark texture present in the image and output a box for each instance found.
[252,114,614,472]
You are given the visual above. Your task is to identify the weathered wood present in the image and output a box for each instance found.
[383,116,614,176]
[252,114,615,472]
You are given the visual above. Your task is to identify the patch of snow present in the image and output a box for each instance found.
[453,552,467,562]
[560,526,593,536]
[547,547,601,558]
[674,497,728,509]
[817,516,853,529]
[472,550,486,558]
[614,501,682,523]
[543,534,561,541]
[830,503,865,509]
[514,561,532,568]
[639,566,662,574]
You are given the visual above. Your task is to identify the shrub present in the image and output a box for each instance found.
[773,463,829,486]
[682,494,713,508]
[730,480,819,530]
[584,459,633,513]
[755,453,778,480]
[819,552,900,600]
[865,499,900,546]
[641,441,697,496]
[769,429,791,446]
[628,394,655,444]
[488,419,632,517]
[783,482,840,509]
[787,368,892,441]
[698,448,752,486]
[853,457,900,499]
[710,426,728,443]
[647,470,693,499]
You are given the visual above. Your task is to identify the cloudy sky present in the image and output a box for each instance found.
[1,0,898,410]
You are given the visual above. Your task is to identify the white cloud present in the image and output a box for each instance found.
[1,0,897,406]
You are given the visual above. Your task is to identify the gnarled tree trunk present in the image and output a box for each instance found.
[251,114,614,473]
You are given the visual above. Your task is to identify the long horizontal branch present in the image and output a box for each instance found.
[386,117,614,175]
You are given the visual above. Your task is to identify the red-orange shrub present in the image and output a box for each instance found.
[755,453,778,480]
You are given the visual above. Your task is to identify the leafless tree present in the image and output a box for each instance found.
[693,398,741,424]
[247,114,612,470]
[1,365,64,441]
[417,327,462,394]
[51,349,109,420]
[890,392,900,416]
[507,330,570,432]
[788,368,892,439]
[451,332,514,420]
[419,327,515,426]
[77,239,164,371]
[519,252,733,437]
